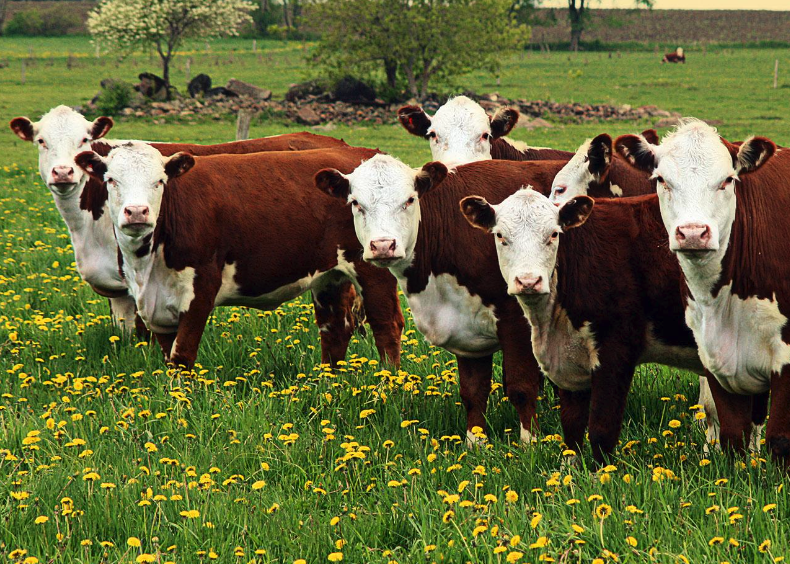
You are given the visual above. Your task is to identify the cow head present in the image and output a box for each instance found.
[615,119,775,256]
[10,105,113,196]
[397,96,518,166]
[315,154,447,269]
[75,143,194,239]
[461,189,593,297]
[550,130,658,205]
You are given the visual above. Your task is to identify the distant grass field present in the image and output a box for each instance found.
[1,37,789,564]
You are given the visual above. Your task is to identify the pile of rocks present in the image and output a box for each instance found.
[90,73,682,128]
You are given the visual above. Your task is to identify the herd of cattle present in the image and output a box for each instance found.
[9,97,789,466]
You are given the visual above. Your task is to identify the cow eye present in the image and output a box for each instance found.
[551,231,559,239]
[554,186,566,195]
[656,175,665,184]
[82,138,90,145]
[37,139,47,148]
[496,233,507,245]
[482,132,490,141]
[402,196,415,210]
[720,177,734,190]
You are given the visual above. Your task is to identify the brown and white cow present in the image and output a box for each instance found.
[9,105,349,338]
[662,47,686,64]
[74,144,404,369]
[397,96,573,166]
[460,190,718,461]
[615,120,789,461]
[315,155,567,444]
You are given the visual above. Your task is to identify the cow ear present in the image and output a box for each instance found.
[641,128,660,146]
[614,134,658,173]
[164,152,195,180]
[75,151,108,180]
[10,117,36,142]
[490,108,519,139]
[397,105,432,138]
[460,196,496,232]
[731,136,776,174]
[314,168,350,199]
[559,196,594,231]
[587,134,612,178]
[90,116,114,140]
[415,161,448,196]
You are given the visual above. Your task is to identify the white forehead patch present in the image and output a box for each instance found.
[431,96,491,137]
[655,119,734,180]
[106,142,167,183]
[347,154,418,203]
[37,105,91,140]
[496,188,558,234]
[553,139,593,187]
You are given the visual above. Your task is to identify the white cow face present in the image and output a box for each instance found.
[461,189,593,297]
[315,154,447,269]
[75,143,194,239]
[550,136,611,205]
[616,120,775,255]
[10,105,113,196]
[398,96,518,166]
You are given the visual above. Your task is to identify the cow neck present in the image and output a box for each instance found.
[115,228,157,289]
[490,138,573,162]
[588,157,655,199]
[51,177,92,236]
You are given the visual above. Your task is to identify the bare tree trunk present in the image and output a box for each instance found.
[282,0,291,28]
[0,0,8,33]
[384,59,398,90]
[568,0,586,52]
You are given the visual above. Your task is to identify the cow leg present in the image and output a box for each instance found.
[749,391,769,453]
[557,388,591,456]
[706,371,752,455]
[588,348,637,464]
[168,270,221,369]
[109,295,137,335]
[312,280,356,367]
[458,354,493,446]
[766,369,790,465]
[496,305,542,443]
[355,262,404,366]
[698,376,721,453]
[134,314,151,340]
[154,332,177,362]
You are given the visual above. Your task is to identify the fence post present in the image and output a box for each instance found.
[21,60,26,85]
[774,59,779,89]
[186,57,191,83]
[236,110,253,141]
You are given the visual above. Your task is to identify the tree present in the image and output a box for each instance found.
[0,0,8,34]
[566,0,653,52]
[312,0,529,101]
[88,0,255,96]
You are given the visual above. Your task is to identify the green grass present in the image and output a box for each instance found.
[1,37,789,564]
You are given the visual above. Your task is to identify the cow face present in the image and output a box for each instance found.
[550,135,612,205]
[10,105,113,196]
[398,96,518,166]
[616,120,775,255]
[315,154,447,268]
[461,189,593,297]
[75,143,194,239]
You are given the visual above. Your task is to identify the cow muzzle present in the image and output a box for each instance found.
[511,275,546,296]
[674,223,717,252]
[49,166,78,192]
[367,238,402,265]
[121,205,153,234]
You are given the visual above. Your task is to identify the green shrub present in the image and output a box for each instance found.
[94,81,136,116]
[4,6,81,36]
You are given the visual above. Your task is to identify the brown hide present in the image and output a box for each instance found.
[589,156,657,199]
[490,138,574,162]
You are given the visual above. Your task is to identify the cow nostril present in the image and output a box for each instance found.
[675,226,686,240]
[124,208,133,217]
[388,240,396,251]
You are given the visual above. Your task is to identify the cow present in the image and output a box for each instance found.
[73,143,404,369]
[397,96,573,166]
[315,155,568,445]
[9,105,350,339]
[614,119,789,461]
[461,188,719,461]
[546,130,769,452]
[662,47,685,64]
[548,131,659,205]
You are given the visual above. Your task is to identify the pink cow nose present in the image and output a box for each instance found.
[369,238,397,259]
[513,275,543,295]
[51,166,74,183]
[675,223,712,250]
[124,206,150,224]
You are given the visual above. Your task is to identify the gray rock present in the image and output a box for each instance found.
[296,105,322,126]
[226,78,272,101]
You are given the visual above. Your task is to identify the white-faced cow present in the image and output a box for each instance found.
[615,119,788,461]
[10,106,352,347]
[397,96,573,166]
[315,154,568,445]
[460,189,721,461]
[74,143,404,369]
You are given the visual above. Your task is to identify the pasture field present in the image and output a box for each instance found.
[1,36,789,564]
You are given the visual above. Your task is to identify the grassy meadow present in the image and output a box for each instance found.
[1,36,790,564]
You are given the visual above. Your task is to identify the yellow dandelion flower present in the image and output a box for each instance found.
[136,555,156,564]
[668,420,681,428]
[359,409,375,419]
[180,509,200,519]
[252,480,266,490]
[572,524,584,534]
[127,537,141,548]
[328,552,343,562]
[529,537,548,549]
[34,516,48,524]
[530,513,542,529]
[759,540,772,553]
[708,537,724,546]
[763,503,777,513]
[330,516,340,526]
[506,490,519,503]
[507,551,524,562]
[595,504,612,519]
[626,537,637,547]
[510,535,521,547]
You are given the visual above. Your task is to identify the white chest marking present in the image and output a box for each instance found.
[685,282,790,395]
[398,273,499,357]
[609,183,623,197]
[124,248,196,334]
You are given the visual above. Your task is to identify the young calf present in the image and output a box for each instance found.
[616,120,789,462]
[397,96,573,166]
[461,190,706,462]
[315,155,566,444]
[10,106,349,335]
[75,144,404,369]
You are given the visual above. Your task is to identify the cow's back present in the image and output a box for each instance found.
[151,132,348,157]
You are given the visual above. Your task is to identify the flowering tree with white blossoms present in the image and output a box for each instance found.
[88,0,255,95]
